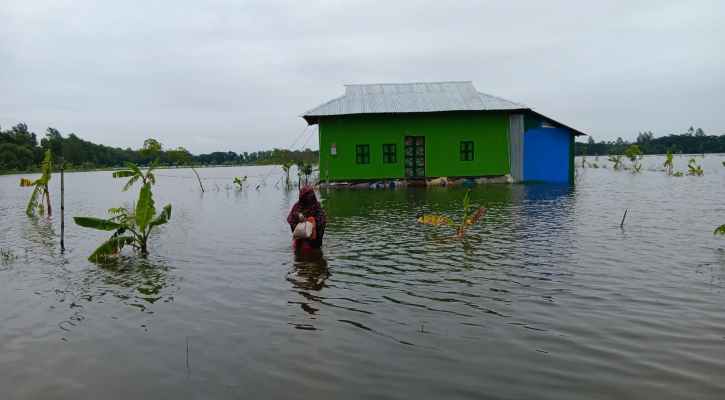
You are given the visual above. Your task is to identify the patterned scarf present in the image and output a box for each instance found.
[287,186,326,236]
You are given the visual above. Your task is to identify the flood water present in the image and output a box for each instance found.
[1,154,725,399]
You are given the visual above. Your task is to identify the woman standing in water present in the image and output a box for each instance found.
[287,186,326,249]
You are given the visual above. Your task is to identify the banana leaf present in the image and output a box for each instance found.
[135,183,156,232]
[19,178,36,187]
[464,205,486,228]
[88,236,136,261]
[74,216,122,231]
[112,170,137,178]
[715,225,725,236]
[25,185,43,216]
[149,204,172,229]
[418,215,455,226]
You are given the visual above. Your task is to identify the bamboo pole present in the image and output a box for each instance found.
[325,156,330,198]
[60,157,65,251]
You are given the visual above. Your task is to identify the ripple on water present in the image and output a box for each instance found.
[2,162,725,398]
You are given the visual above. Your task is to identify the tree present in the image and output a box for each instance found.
[45,127,62,140]
[166,147,190,167]
[140,138,163,159]
[587,136,595,145]
[695,128,705,137]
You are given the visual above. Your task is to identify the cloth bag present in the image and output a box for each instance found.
[293,221,313,239]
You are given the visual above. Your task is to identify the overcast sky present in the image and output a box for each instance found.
[1,0,723,155]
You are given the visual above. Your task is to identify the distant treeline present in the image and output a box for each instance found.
[0,123,319,172]
[576,127,725,156]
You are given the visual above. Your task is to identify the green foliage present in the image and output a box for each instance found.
[296,160,314,185]
[418,189,486,241]
[625,144,643,172]
[663,150,674,173]
[715,225,725,236]
[608,155,624,170]
[166,147,190,167]
[140,138,163,158]
[112,158,160,192]
[686,158,704,176]
[74,183,172,260]
[20,150,53,216]
[2,122,323,172]
[234,176,247,189]
[575,126,725,157]
[672,171,683,177]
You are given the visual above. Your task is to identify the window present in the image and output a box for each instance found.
[460,141,474,161]
[383,143,397,163]
[356,144,370,164]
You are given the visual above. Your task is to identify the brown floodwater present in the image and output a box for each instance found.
[1,155,724,399]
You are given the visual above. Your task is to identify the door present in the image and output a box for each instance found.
[404,136,425,178]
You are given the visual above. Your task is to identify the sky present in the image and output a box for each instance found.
[1,0,723,155]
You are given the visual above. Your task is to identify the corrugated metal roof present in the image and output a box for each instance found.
[299,81,585,136]
[299,81,527,118]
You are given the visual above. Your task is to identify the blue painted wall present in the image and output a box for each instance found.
[523,126,572,182]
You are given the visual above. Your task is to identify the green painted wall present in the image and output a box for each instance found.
[318,111,511,181]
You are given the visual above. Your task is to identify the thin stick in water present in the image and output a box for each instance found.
[60,157,65,251]
[620,209,627,229]
[325,156,330,198]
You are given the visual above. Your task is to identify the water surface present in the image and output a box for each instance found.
[1,156,724,399]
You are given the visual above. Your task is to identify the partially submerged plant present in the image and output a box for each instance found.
[625,144,643,172]
[418,189,486,241]
[234,175,247,189]
[74,183,171,260]
[663,149,674,174]
[716,224,725,236]
[686,158,704,176]
[608,155,624,170]
[296,160,314,185]
[20,150,53,216]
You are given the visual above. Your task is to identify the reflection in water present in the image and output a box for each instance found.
[82,256,177,314]
[286,249,329,330]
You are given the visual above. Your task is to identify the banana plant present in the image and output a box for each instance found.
[20,150,53,216]
[663,149,674,174]
[233,175,247,189]
[74,183,171,260]
[608,155,624,170]
[686,158,704,176]
[716,224,725,236]
[418,189,486,241]
[112,157,160,192]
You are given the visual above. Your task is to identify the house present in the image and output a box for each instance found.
[299,81,585,184]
